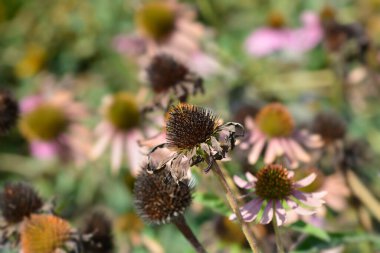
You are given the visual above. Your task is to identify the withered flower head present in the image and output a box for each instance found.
[166,103,219,150]
[0,90,19,134]
[81,212,114,253]
[146,54,203,105]
[312,111,346,144]
[148,103,244,182]
[21,214,72,253]
[134,166,193,224]
[0,182,43,224]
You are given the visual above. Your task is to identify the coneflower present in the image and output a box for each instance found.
[312,111,346,145]
[148,103,243,182]
[134,165,206,253]
[145,54,203,110]
[0,90,19,134]
[147,103,258,252]
[20,214,76,253]
[81,212,114,253]
[0,182,43,224]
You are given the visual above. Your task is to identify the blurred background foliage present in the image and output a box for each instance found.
[1,0,380,252]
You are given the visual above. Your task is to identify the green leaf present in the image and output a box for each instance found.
[288,221,330,242]
[291,231,380,253]
[193,192,230,216]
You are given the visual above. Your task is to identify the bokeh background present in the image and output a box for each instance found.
[1,0,380,252]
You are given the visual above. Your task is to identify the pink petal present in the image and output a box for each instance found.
[287,139,311,163]
[91,129,113,159]
[248,136,266,164]
[188,52,221,77]
[230,198,263,222]
[293,191,326,207]
[30,140,60,159]
[233,175,251,189]
[294,173,317,188]
[274,200,287,226]
[111,133,124,174]
[244,117,256,130]
[245,28,290,57]
[20,95,43,113]
[245,172,257,183]
[287,199,316,215]
[126,130,146,176]
[264,140,277,164]
[260,200,274,224]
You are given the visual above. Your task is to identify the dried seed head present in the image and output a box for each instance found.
[0,90,19,134]
[147,54,189,93]
[105,92,140,131]
[136,2,176,41]
[312,111,346,144]
[0,182,43,224]
[21,214,71,253]
[255,164,294,200]
[267,11,286,29]
[256,103,294,137]
[19,103,68,140]
[340,139,370,170]
[233,104,260,125]
[166,104,219,150]
[82,212,114,253]
[134,167,193,224]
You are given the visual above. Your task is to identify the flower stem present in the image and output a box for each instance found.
[210,160,259,253]
[173,215,208,253]
[272,201,285,253]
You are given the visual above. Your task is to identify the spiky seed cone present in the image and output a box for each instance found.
[166,104,219,150]
[134,167,193,224]
[81,212,114,253]
[21,214,71,253]
[0,182,43,224]
[312,111,346,144]
[0,90,19,134]
[147,54,189,93]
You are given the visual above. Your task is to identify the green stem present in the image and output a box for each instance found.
[272,201,284,253]
[210,160,259,253]
[173,215,208,253]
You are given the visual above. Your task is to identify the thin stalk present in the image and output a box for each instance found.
[173,215,208,253]
[272,202,285,253]
[210,159,259,253]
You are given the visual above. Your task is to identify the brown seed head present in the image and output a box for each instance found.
[134,167,193,224]
[0,182,43,224]
[147,54,189,93]
[166,104,220,150]
[82,212,114,253]
[0,90,19,134]
[255,164,294,200]
[312,111,346,144]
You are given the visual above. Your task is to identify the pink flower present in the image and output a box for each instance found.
[230,164,326,226]
[241,103,323,168]
[91,92,147,175]
[245,11,323,57]
[19,88,90,165]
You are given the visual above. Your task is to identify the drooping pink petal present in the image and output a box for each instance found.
[234,175,251,189]
[287,139,311,163]
[286,199,316,215]
[230,198,263,222]
[112,34,147,56]
[126,130,146,176]
[274,200,287,226]
[244,117,256,131]
[111,133,124,174]
[294,173,317,188]
[245,172,257,183]
[260,200,274,224]
[264,139,277,164]
[293,190,326,207]
[91,128,114,160]
[188,52,221,77]
[248,136,266,164]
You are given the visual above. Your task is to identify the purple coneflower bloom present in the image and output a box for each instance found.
[245,11,322,57]
[91,92,146,175]
[241,103,323,168]
[230,164,326,226]
[19,90,89,164]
